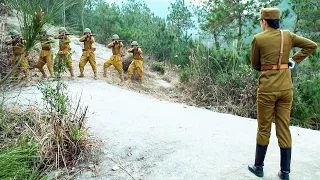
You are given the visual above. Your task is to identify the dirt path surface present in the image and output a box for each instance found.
[6,27,320,180]
[11,78,320,180]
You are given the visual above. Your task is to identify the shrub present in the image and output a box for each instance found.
[181,47,258,117]
[291,75,320,129]
[180,66,193,83]
[151,61,165,74]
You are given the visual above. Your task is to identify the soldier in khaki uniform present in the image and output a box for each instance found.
[6,30,30,78]
[78,28,97,79]
[104,34,124,81]
[53,27,74,77]
[127,41,143,82]
[37,30,55,78]
[248,8,317,180]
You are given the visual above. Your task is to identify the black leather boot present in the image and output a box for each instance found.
[278,147,291,180]
[248,144,268,177]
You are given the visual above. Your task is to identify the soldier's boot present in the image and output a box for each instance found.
[49,71,54,79]
[119,72,124,82]
[25,69,30,79]
[41,72,47,79]
[278,148,291,180]
[78,72,84,78]
[70,69,74,78]
[127,75,132,82]
[248,144,268,177]
[103,68,107,77]
[94,72,98,80]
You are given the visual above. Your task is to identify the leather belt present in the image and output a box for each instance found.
[42,47,51,50]
[261,64,288,71]
[82,48,96,52]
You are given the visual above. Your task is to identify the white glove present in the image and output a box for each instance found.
[288,58,296,69]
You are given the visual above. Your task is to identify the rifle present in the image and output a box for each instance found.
[86,34,96,37]
[132,46,142,54]
[133,46,142,50]
[60,33,73,36]
[58,33,73,39]
[12,37,24,45]
[40,34,53,38]
[114,40,125,44]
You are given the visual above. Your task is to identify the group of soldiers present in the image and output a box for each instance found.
[5,27,144,82]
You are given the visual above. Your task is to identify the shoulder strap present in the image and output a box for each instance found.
[277,30,284,69]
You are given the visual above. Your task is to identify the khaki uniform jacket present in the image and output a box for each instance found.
[6,38,26,55]
[251,27,318,92]
[128,47,143,60]
[107,41,123,55]
[40,37,54,49]
[54,34,71,52]
[79,35,95,50]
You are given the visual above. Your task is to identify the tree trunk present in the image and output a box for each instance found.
[47,0,49,13]
[237,13,242,52]
[213,31,220,50]
[81,0,86,31]
[63,1,66,27]
[292,15,299,54]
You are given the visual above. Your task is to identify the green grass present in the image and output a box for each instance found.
[0,142,39,179]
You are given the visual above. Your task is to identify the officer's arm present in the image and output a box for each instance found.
[128,48,133,53]
[107,41,114,48]
[79,35,87,42]
[64,36,71,43]
[42,38,54,45]
[41,41,49,46]
[137,48,142,54]
[250,37,261,71]
[5,39,12,45]
[53,34,60,39]
[89,36,95,43]
[48,37,55,43]
[291,32,318,63]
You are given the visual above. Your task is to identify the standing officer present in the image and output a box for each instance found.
[248,8,317,180]
[6,30,30,78]
[37,30,55,78]
[53,27,74,77]
[127,41,143,82]
[103,34,124,82]
[78,28,97,79]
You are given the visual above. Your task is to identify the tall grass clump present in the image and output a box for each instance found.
[0,142,39,179]
[181,44,258,118]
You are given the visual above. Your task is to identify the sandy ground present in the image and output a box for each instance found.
[4,25,320,180]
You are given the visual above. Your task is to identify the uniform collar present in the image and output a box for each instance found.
[265,27,278,32]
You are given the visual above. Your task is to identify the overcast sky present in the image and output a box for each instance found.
[104,0,198,18]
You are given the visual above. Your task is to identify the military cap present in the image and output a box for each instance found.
[260,8,280,20]
[59,27,67,33]
[9,30,20,36]
[84,28,91,33]
[112,34,120,40]
[131,41,138,46]
[39,29,47,34]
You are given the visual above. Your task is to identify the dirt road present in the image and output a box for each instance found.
[11,77,320,180]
